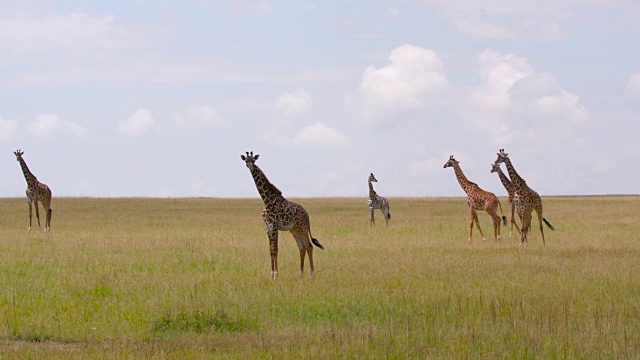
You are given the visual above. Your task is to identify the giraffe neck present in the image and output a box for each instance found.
[503,157,528,194]
[17,158,38,188]
[496,167,515,194]
[452,163,475,195]
[249,164,283,205]
[368,180,377,199]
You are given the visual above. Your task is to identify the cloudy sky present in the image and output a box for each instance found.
[1,0,638,198]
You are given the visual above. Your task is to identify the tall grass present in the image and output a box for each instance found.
[0,196,639,358]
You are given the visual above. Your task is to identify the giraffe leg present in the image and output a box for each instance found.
[520,211,531,244]
[519,217,526,245]
[307,246,315,276]
[473,210,486,241]
[27,199,33,232]
[45,207,52,232]
[44,193,52,231]
[266,227,279,279]
[468,208,474,241]
[381,206,390,226]
[487,207,500,241]
[299,249,305,278]
[369,207,375,227]
[535,207,546,246]
[34,201,42,231]
[292,228,314,278]
[510,204,515,237]
[517,211,527,245]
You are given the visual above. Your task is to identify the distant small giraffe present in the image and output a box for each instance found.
[444,156,506,241]
[490,162,520,237]
[494,149,554,245]
[367,173,391,226]
[14,150,52,232]
[241,151,324,279]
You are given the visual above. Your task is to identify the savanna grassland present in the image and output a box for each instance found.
[0,196,639,359]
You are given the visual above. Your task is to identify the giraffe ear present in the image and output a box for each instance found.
[254,154,259,160]
[241,155,246,160]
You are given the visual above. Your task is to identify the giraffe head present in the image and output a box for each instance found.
[495,148,508,165]
[443,155,459,169]
[368,173,378,183]
[490,162,501,173]
[14,149,24,161]
[240,151,260,171]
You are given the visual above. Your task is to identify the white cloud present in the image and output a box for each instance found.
[0,10,354,87]
[276,88,311,116]
[27,114,59,138]
[357,44,447,123]
[423,0,640,41]
[227,1,271,15]
[271,123,351,148]
[472,49,534,109]
[511,72,588,124]
[118,108,157,136]
[467,49,588,146]
[627,73,640,93]
[12,59,355,86]
[172,106,227,129]
[0,116,18,141]
[27,114,87,138]
[63,121,89,137]
[0,12,144,57]
[422,0,576,40]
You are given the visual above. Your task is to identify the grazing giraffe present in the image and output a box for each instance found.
[14,150,52,232]
[367,173,391,226]
[494,149,554,245]
[240,151,324,279]
[443,156,507,241]
[490,162,521,237]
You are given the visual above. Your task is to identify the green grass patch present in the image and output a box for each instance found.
[0,196,638,358]
[152,309,255,334]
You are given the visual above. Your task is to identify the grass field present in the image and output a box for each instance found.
[0,196,639,358]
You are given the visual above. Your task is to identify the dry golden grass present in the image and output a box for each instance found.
[0,196,639,358]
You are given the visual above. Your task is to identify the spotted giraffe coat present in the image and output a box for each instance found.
[367,173,390,226]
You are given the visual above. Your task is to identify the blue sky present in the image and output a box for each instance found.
[1,0,639,198]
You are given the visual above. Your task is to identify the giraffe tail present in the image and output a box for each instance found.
[309,230,324,249]
[387,213,391,220]
[498,200,507,226]
[543,218,555,230]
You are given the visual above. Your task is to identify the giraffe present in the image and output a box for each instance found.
[494,149,554,245]
[240,151,324,279]
[367,173,391,226]
[443,155,507,241]
[14,150,52,232]
[490,162,521,237]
